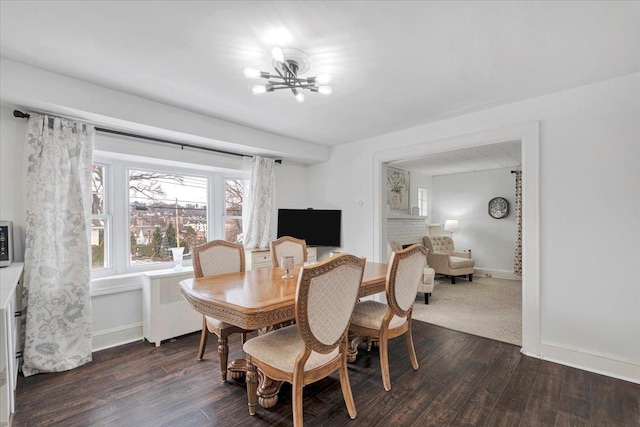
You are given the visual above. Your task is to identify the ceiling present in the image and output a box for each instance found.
[1,1,639,148]
[391,141,521,176]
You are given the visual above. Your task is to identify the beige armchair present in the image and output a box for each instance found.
[388,241,435,304]
[422,235,474,284]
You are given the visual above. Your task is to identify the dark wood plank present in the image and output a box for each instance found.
[590,372,640,427]
[10,322,640,427]
[451,345,522,426]
[518,360,566,427]
[556,365,592,423]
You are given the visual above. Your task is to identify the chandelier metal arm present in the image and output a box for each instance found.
[245,48,331,101]
[268,83,318,91]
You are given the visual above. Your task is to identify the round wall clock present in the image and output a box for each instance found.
[488,197,509,219]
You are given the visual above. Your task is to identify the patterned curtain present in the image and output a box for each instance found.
[513,170,523,276]
[242,156,276,248]
[22,114,94,376]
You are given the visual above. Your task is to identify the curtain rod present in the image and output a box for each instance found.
[12,109,282,163]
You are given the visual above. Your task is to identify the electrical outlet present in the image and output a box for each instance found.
[485,273,492,278]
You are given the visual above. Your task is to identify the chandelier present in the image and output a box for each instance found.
[243,47,332,103]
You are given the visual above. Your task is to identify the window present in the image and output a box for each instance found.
[128,169,208,266]
[91,164,111,270]
[417,187,428,217]
[90,153,244,278]
[223,178,243,243]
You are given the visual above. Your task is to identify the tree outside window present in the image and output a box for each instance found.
[91,164,110,269]
[224,178,243,243]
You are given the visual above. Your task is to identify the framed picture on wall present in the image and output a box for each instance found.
[386,166,410,213]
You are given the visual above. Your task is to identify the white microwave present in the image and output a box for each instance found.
[0,220,14,267]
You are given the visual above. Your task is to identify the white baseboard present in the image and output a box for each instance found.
[536,340,640,384]
[473,268,521,281]
[92,322,143,352]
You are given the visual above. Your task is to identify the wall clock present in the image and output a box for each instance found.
[488,197,509,219]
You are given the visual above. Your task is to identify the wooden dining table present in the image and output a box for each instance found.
[180,261,388,408]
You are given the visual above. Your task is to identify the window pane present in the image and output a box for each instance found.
[91,218,106,269]
[92,165,104,215]
[418,187,428,216]
[224,218,243,243]
[129,169,208,265]
[225,178,243,216]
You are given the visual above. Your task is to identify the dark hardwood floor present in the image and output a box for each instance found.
[12,321,640,426]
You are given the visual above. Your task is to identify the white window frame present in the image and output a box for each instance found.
[222,176,244,243]
[417,187,428,217]
[91,153,238,279]
[91,162,112,271]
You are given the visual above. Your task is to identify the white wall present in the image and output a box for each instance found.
[0,106,26,261]
[0,105,311,350]
[432,168,517,274]
[308,73,640,382]
[0,58,330,165]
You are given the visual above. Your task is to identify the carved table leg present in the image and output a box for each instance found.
[256,369,283,409]
[348,334,363,363]
[229,359,248,381]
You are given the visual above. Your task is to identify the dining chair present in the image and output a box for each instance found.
[192,239,250,382]
[243,253,366,427]
[349,244,428,391]
[270,235,308,267]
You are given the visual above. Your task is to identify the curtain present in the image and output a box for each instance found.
[242,156,276,248]
[22,114,95,376]
[513,170,523,276]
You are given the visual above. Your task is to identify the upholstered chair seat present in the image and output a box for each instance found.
[350,300,408,329]
[205,317,235,330]
[243,325,339,373]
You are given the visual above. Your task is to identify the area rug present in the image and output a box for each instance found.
[412,276,522,346]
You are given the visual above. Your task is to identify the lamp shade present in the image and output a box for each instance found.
[444,219,460,231]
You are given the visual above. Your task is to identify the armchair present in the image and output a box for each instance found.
[422,235,474,284]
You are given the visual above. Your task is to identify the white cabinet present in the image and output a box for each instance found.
[1,262,23,426]
[244,247,318,270]
[244,248,272,270]
[142,268,202,347]
[306,247,318,262]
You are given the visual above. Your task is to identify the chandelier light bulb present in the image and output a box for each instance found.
[318,85,332,95]
[243,67,261,79]
[271,46,285,63]
[252,85,267,95]
[316,74,331,84]
[295,92,305,103]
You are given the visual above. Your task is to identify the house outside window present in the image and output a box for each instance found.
[128,168,208,266]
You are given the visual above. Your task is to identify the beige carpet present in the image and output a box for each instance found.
[412,276,522,346]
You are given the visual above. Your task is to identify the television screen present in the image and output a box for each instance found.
[277,209,341,247]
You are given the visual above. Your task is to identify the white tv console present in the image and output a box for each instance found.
[244,246,317,270]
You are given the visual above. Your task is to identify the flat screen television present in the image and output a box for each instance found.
[277,209,341,247]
